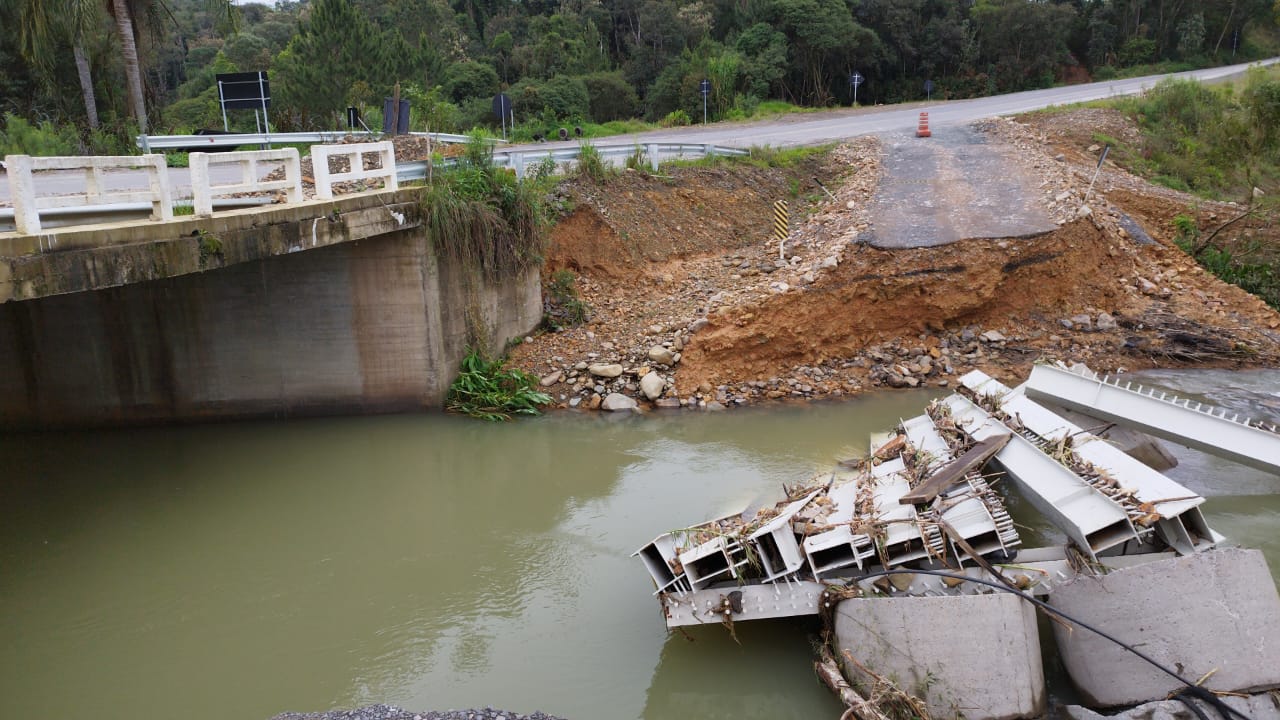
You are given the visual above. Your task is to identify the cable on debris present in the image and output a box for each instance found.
[838,568,1253,720]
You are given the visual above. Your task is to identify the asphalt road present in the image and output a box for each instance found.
[865,126,1057,249]
[2,57,1276,206]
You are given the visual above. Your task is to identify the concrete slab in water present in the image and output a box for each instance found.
[833,592,1045,720]
[1049,548,1280,707]
[865,127,1057,249]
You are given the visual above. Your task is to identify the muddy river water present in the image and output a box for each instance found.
[2,370,1278,720]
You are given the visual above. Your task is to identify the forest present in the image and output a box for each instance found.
[1,0,1278,152]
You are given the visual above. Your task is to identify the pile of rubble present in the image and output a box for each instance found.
[634,362,1280,720]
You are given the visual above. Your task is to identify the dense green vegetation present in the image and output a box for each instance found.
[3,0,1278,152]
[1105,68,1280,199]
[446,349,552,420]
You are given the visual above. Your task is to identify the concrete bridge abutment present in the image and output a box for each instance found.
[0,208,540,429]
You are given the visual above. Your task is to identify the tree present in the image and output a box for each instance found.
[273,0,408,123]
[17,0,103,128]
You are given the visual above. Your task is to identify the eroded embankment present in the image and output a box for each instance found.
[511,123,1280,411]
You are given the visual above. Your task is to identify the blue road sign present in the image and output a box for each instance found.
[850,72,864,87]
[699,79,711,96]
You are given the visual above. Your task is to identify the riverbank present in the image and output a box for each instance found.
[509,110,1280,411]
[272,704,566,720]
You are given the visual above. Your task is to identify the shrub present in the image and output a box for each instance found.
[661,109,691,127]
[0,114,81,156]
[543,269,590,329]
[582,71,639,122]
[447,349,551,421]
[574,141,610,183]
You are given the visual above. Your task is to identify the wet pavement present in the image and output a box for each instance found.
[863,126,1057,249]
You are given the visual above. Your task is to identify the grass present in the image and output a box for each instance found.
[661,143,834,171]
[420,133,546,282]
[446,349,551,421]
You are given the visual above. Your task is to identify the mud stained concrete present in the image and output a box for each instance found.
[867,126,1057,249]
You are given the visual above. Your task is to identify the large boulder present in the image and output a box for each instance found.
[601,393,637,412]
[588,363,623,378]
[1049,548,1280,707]
[639,372,665,400]
[833,593,1045,720]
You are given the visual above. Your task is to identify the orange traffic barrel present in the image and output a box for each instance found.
[916,112,931,138]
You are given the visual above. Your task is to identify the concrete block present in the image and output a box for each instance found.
[833,593,1045,720]
[1049,548,1280,707]
[1064,692,1280,720]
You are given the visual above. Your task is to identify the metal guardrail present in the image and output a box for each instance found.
[396,142,749,182]
[137,130,491,152]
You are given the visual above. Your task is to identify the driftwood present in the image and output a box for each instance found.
[900,435,1010,505]
[873,435,907,461]
[814,647,893,720]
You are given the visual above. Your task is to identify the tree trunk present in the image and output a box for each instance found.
[72,40,99,129]
[111,0,147,133]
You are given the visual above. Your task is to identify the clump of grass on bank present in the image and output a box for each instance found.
[420,132,546,281]
[447,349,551,421]
[542,269,590,329]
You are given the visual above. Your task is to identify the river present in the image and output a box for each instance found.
[2,370,1278,720]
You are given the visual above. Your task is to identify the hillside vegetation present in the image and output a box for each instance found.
[2,0,1279,152]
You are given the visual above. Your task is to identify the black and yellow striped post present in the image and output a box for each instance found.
[772,199,789,246]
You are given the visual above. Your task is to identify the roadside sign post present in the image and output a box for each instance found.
[924,79,934,102]
[850,72,863,106]
[700,79,711,124]
[492,93,513,140]
[1084,145,1110,203]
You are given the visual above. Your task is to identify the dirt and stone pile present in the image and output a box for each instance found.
[509,111,1280,411]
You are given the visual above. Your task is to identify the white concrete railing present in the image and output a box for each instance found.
[310,141,398,200]
[3,141,748,234]
[5,154,172,234]
[189,148,302,217]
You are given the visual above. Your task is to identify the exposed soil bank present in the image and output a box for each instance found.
[511,112,1280,410]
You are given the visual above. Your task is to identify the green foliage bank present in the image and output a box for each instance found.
[3,0,1279,150]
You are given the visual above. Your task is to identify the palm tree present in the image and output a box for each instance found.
[22,0,237,135]
[18,0,102,128]
[109,0,148,133]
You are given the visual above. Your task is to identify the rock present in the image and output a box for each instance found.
[539,371,563,387]
[573,361,588,371]
[1065,694,1280,720]
[639,372,665,400]
[586,394,602,410]
[1060,318,1074,330]
[568,397,582,408]
[601,393,638,411]
[688,318,709,333]
[1254,186,1265,199]
[1050,548,1280,708]
[588,363,623,378]
[1138,277,1159,295]
[1055,191,1071,203]
[1070,314,1093,331]
[705,401,726,411]
[647,324,665,335]
[1095,312,1118,331]
[821,256,839,269]
[1076,205,1092,220]
[834,593,1045,720]
[1054,153,1066,162]
[647,346,676,365]
[980,330,1006,343]
[801,271,816,284]
[653,398,681,409]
